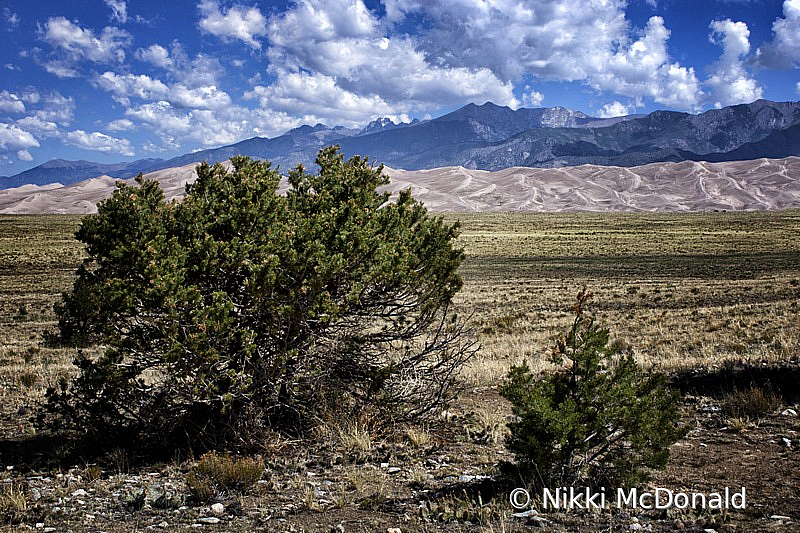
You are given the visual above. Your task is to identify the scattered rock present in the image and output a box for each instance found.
[782,408,797,417]
[386,528,402,533]
[210,502,225,515]
[525,515,551,525]
[197,517,221,524]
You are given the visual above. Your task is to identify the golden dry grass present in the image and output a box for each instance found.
[447,210,800,382]
[0,210,798,430]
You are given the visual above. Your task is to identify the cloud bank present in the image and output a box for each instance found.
[1,0,798,167]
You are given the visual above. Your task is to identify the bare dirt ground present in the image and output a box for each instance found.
[0,373,798,532]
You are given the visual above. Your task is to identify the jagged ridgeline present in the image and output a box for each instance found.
[4,99,800,188]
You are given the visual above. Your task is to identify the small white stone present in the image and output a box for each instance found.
[210,502,224,515]
[71,488,88,497]
[197,517,220,524]
[782,408,797,417]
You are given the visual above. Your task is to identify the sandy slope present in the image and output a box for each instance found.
[2,158,800,214]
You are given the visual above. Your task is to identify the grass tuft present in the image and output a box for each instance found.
[186,452,264,503]
[722,386,782,420]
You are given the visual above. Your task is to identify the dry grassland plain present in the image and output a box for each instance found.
[1,211,799,425]
[0,211,799,531]
[449,211,800,387]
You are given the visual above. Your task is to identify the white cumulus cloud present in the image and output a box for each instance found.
[0,122,40,163]
[64,129,134,156]
[134,42,224,87]
[753,0,800,69]
[706,19,763,108]
[0,123,40,151]
[94,71,232,111]
[262,0,517,124]
[0,91,25,114]
[3,8,20,30]
[521,89,545,108]
[104,0,128,24]
[135,44,174,69]
[597,101,632,118]
[124,99,270,152]
[380,1,703,111]
[0,90,80,164]
[588,17,703,110]
[94,71,170,105]
[107,118,134,131]
[245,71,397,126]
[40,16,131,64]
[198,0,267,49]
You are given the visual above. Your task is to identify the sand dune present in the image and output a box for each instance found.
[2,157,800,214]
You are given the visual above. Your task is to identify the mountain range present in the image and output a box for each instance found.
[3,99,799,190]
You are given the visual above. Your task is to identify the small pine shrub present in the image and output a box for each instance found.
[186,452,264,503]
[41,148,475,450]
[500,288,687,488]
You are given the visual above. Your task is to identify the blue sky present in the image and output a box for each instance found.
[1,0,799,175]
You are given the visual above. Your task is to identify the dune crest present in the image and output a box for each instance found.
[2,158,799,214]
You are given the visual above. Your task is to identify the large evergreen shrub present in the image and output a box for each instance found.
[500,288,686,488]
[42,147,475,450]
